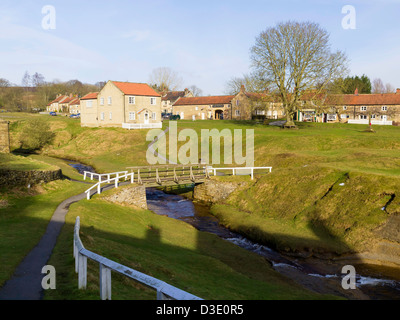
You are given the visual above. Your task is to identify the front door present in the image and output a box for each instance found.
[144,112,149,124]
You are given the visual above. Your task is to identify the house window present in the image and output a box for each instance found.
[109,112,112,120]
[150,97,156,105]
[129,112,136,120]
[371,114,376,119]
[236,100,239,106]
[235,110,240,116]
[382,106,388,111]
[195,107,198,111]
[360,115,367,120]
[86,101,93,108]
[129,97,135,104]
[343,106,347,110]
[340,114,349,119]
[360,106,367,111]
[100,112,105,121]
[108,97,112,105]
[100,98,104,106]
[152,112,156,120]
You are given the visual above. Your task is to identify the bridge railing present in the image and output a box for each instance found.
[73,216,203,300]
[84,171,134,200]
[127,165,209,185]
[84,171,129,182]
[206,166,272,180]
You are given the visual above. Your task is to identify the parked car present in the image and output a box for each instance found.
[69,114,80,119]
[49,112,57,116]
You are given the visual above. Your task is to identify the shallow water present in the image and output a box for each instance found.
[146,187,400,300]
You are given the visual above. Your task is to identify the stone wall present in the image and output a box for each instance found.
[193,179,246,204]
[0,121,10,153]
[0,169,63,188]
[103,184,148,210]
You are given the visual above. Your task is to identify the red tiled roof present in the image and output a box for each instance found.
[112,81,160,97]
[327,93,400,105]
[50,95,67,104]
[69,98,80,105]
[162,91,187,101]
[81,92,99,100]
[173,95,234,106]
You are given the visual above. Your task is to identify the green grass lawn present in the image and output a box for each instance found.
[45,187,338,300]
[2,113,400,299]
[0,153,57,171]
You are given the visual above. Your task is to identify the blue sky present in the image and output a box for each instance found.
[1,0,399,95]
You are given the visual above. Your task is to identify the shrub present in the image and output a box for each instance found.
[18,119,55,152]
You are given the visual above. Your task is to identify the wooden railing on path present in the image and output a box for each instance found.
[73,217,203,300]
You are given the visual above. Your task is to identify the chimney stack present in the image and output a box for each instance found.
[354,88,359,96]
[240,84,245,93]
[396,88,400,94]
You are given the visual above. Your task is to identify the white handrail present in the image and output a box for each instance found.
[206,166,272,180]
[84,171,129,182]
[85,172,134,200]
[73,217,202,300]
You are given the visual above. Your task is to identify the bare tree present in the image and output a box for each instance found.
[385,83,395,93]
[188,85,202,97]
[225,73,266,95]
[250,21,349,127]
[148,67,183,92]
[372,78,385,93]
[21,71,31,87]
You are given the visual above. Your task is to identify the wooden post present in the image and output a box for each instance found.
[100,264,112,300]
[84,172,87,180]
[97,183,101,195]
[78,253,87,289]
[251,168,254,180]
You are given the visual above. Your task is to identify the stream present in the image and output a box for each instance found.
[66,160,400,300]
[146,187,400,300]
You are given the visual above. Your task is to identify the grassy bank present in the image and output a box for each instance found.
[45,187,338,300]
[0,180,89,287]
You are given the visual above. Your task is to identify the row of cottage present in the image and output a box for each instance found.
[47,80,400,129]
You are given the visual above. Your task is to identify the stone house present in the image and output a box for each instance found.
[80,92,99,127]
[172,95,234,120]
[230,85,285,120]
[323,88,400,125]
[80,81,162,129]
[161,89,193,114]
[68,97,81,115]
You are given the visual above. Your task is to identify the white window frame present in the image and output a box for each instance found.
[360,115,367,120]
[382,106,388,111]
[150,97,156,105]
[109,112,112,120]
[129,112,136,121]
[129,96,135,105]
[100,98,104,106]
[86,100,93,108]
[108,97,112,105]
[343,106,347,110]
[235,110,240,116]
[100,112,105,121]
[360,106,367,111]
[152,112,156,120]
[371,114,376,119]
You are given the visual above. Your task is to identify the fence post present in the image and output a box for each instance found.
[157,289,168,300]
[100,264,112,300]
[251,168,254,180]
[84,172,87,180]
[78,253,87,289]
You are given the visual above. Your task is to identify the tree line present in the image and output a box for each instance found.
[0,71,102,112]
